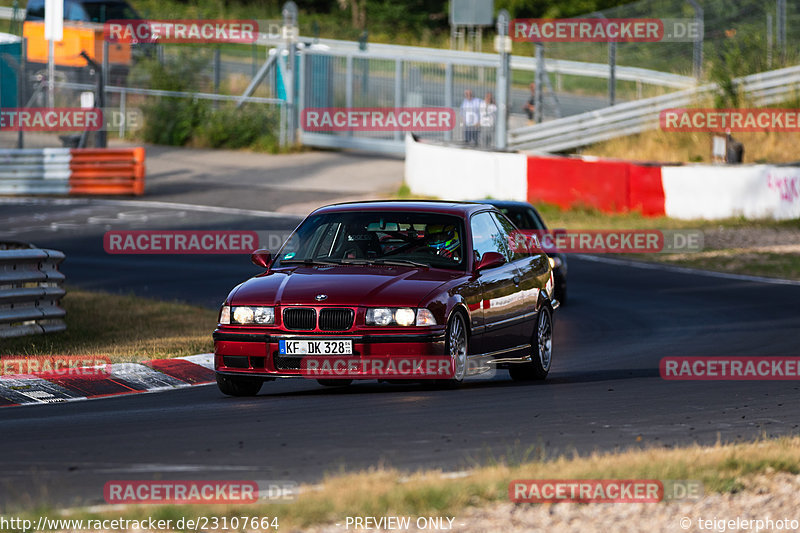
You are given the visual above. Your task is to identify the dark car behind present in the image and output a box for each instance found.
[479,200,568,304]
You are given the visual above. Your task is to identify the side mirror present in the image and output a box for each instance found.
[251,249,272,269]
[475,251,506,272]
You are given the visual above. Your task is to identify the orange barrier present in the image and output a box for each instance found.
[68,148,145,196]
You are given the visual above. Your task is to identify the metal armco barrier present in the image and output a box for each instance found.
[0,148,72,195]
[0,147,145,196]
[69,148,145,195]
[0,243,66,339]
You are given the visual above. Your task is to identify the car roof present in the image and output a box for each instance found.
[478,199,535,210]
[312,200,498,217]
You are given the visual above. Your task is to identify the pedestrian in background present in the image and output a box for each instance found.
[480,92,497,148]
[460,89,482,146]
[524,82,536,125]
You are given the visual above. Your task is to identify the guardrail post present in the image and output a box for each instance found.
[687,0,703,80]
[394,58,403,142]
[609,42,616,106]
[282,1,299,145]
[495,9,510,150]
[534,43,544,124]
[444,62,453,142]
[345,54,353,138]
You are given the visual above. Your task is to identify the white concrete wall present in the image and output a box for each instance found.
[662,164,800,220]
[404,135,527,202]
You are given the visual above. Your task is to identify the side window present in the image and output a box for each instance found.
[25,0,46,20]
[65,0,88,21]
[526,208,546,230]
[470,212,507,263]
[490,212,524,261]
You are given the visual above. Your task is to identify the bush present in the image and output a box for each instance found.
[136,51,212,146]
[194,104,280,151]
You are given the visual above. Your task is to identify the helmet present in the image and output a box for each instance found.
[427,225,461,259]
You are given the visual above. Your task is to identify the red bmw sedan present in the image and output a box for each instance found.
[213,200,558,396]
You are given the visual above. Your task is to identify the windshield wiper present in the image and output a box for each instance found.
[280,258,341,266]
[371,258,430,269]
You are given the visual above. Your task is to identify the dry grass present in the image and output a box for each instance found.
[1,288,216,362]
[21,436,800,530]
[583,129,800,164]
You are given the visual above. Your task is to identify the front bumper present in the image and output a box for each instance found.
[213,329,447,379]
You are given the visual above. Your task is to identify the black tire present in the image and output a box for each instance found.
[435,311,469,388]
[317,379,353,387]
[216,374,263,396]
[509,305,553,381]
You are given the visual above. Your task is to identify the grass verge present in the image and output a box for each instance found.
[1,288,216,361]
[10,436,800,529]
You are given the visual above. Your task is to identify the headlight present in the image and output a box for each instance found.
[229,306,275,325]
[548,256,562,269]
[365,308,437,327]
[219,305,231,325]
[366,307,393,326]
[394,308,416,326]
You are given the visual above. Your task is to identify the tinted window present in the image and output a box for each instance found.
[490,211,525,261]
[497,206,544,230]
[64,0,88,21]
[470,211,507,263]
[275,211,466,270]
[82,1,139,22]
[25,0,45,20]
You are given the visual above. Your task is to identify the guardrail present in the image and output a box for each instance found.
[0,243,66,339]
[260,35,695,88]
[0,5,692,90]
[509,64,800,153]
[0,147,145,195]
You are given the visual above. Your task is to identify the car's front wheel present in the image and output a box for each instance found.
[509,306,552,381]
[435,311,468,387]
[216,374,263,396]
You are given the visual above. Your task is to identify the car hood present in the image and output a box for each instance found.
[229,265,463,307]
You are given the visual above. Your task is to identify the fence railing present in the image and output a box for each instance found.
[0,243,66,339]
[508,64,800,153]
[0,147,145,195]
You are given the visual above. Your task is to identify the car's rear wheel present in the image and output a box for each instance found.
[435,311,468,387]
[216,374,263,396]
[509,306,552,381]
[317,379,353,387]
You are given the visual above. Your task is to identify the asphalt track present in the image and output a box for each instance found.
[1,198,799,509]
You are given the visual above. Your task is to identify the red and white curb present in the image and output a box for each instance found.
[0,353,215,407]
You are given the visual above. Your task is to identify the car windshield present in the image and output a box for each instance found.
[274,211,466,270]
[497,206,546,231]
[82,1,139,22]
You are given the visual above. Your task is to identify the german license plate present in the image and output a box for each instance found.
[279,339,353,355]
